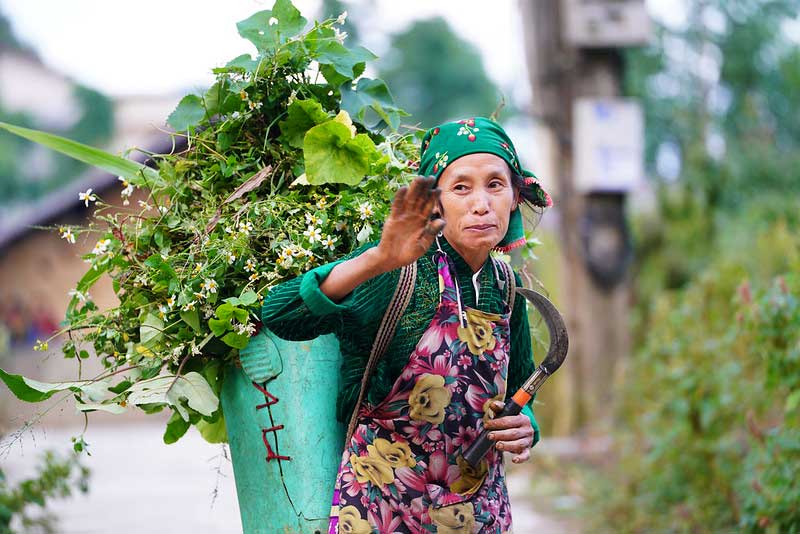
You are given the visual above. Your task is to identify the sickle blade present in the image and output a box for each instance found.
[515,287,569,374]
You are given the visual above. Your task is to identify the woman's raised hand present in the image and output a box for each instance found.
[375,176,446,271]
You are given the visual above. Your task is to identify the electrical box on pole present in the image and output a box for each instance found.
[563,0,652,47]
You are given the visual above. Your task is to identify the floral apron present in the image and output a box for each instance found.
[329,250,514,534]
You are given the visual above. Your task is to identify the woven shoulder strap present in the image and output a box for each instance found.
[492,257,517,312]
[345,261,418,443]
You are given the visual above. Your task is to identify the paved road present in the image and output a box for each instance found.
[3,420,572,533]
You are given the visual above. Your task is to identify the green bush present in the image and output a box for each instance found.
[587,219,800,532]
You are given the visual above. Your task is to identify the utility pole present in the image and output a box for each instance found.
[520,0,649,435]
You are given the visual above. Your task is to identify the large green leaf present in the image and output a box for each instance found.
[236,0,307,52]
[126,371,219,421]
[278,99,330,148]
[0,121,160,184]
[139,311,164,346]
[317,43,377,80]
[303,116,380,185]
[76,401,127,414]
[0,368,111,403]
[167,95,206,132]
[196,412,228,444]
[341,78,408,131]
[163,411,191,444]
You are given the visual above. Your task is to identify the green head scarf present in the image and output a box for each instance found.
[419,116,552,251]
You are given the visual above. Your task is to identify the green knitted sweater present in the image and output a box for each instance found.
[260,237,540,446]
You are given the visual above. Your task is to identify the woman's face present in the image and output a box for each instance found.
[437,153,518,260]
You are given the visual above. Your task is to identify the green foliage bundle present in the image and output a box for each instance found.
[0,0,418,447]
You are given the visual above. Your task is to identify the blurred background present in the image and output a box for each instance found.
[1,0,799,532]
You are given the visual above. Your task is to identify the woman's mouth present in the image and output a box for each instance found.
[466,224,496,232]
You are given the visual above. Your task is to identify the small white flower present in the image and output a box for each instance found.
[68,289,89,302]
[92,239,112,256]
[334,27,348,44]
[119,176,134,198]
[248,100,263,111]
[59,226,76,244]
[171,344,185,360]
[268,16,278,25]
[303,248,314,258]
[190,342,201,356]
[166,295,176,308]
[182,301,197,312]
[194,262,203,273]
[158,304,170,318]
[321,235,337,251]
[202,278,218,294]
[138,200,152,211]
[315,197,328,209]
[303,226,322,243]
[335,221,347,232]
[244,258,257,272]
[239,221,254,235]
[327,90,334,96]
[305,212,320,225]
[288,90,297,104]
[248,272,260,282]
[134,274,149,287]
[357,202,374,220]
[78,188,97,207]
[158,205,169,215]
[225,251,237,264]
[224,225,236,235]
[336,11,348,25]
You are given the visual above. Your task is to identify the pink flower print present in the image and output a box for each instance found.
[368,498,403,532]
[452,425,480,449]
[403,419,443,446]
[423,441,437,453]
[457,354,472,369]
[465,376,497,413]
[415,354,459,384]
[341,465,369,498]
[391,500,421,532]
[415,326,446,360]
[395,451,460,493]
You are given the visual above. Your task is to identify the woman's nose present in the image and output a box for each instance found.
[470,192,491,214]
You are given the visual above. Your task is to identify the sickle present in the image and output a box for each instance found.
[462,287,569,468]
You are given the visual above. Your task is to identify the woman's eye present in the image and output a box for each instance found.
[453,184,468,192]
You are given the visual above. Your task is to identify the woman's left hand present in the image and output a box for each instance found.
[483,400,534,464]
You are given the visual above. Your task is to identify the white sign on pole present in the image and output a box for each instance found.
[563,0,652,47]
[574,98,644,193]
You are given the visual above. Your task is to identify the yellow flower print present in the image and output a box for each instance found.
[337,505,372,534]
[367,438,417,469]
[457,308,501,356]
[350,452,394,488]
[450,455,489,496]
[409,373,452,425]
[482,393,505,424]
[428,502,476,534]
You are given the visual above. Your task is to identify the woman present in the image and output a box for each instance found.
[261,117,552,533]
